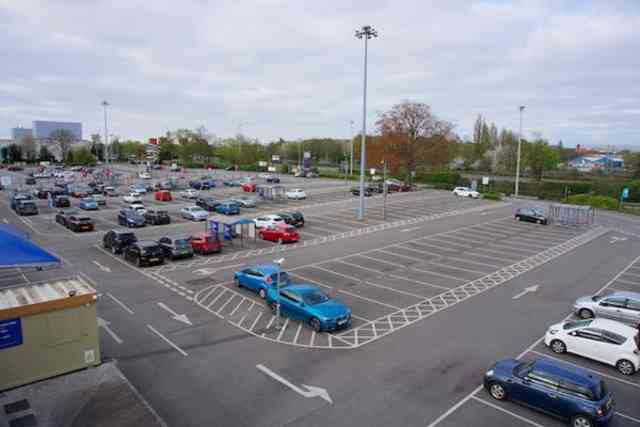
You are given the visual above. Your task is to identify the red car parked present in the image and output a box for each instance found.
[155,190,172,201]
[190,232,223,254]
[258,223,299,243]
[242,183,257,192]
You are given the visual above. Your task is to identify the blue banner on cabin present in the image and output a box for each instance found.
[0,318,23,350]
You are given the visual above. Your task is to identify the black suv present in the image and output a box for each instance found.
[124,241,165,267]
[15,200,38,216]
[196,196,219,211]
[118,209,146,228]
[53,195,71,208]
[158,236,194,260]
[56,210,94,232]
[277,211,305,227]
[103,230,138,254]
[144,210,171,225]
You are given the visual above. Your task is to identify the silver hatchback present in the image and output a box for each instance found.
[574,291,640,326]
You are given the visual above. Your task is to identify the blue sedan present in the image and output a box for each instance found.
[265,284,352,332]
[79,197,99,210]
[234,264,291,299]
[484,357,614,427]
[215,201,240,215]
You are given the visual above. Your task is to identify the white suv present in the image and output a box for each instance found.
[452,187,479,198]
[254,214,284,228]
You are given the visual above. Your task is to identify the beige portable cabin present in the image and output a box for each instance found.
[0,277,101,390]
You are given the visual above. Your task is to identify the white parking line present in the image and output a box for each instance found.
[616,411,640,424]
[147,324,188,357]
[333,259,390,275]
[276,318,290,340]
[615,278,640,286]
[471,396,544,427]
[469,247,522,260]
[411,240,456,252]
[423,260,487,275]
[249,311,264,331]
[376,249,424,263]
[293,323,303,344]
[408,266,467,282]
[425,237,471,249]
[529,350,640,390]
[354,253,407,268]
[388,274,450,290]
[106,292,135,315]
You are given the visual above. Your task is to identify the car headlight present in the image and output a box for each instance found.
[486,369,494,377]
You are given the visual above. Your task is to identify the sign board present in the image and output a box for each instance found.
[267,166,276,172]
[303,151,311,159]
[258,161,268,167]
[209,220,219,235]
[482,176,490,185]
[224,224,233,241]
[0,318,23,350]
[0,176,12,187]
[148,138,158,145]
[622,187,629,200]
[271,155,281,164]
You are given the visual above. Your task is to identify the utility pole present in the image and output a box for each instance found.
[355,25,378,221]
[515,105,525,197]
[382,159,388,220]
[349,120,354,176]
[101,101,109,164]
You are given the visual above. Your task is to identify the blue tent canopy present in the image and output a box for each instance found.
[0,225,60,268]
[228,218,254,226]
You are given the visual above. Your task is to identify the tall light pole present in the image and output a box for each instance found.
[349,120,354,176]
[355,25,377,221]
[101,101,109,164]
[515,105,525,197]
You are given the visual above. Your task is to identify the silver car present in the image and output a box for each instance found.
[181,206,209,221]
[574,291,640,326]
[232,196,257,208]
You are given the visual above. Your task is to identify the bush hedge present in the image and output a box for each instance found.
[482,192,502,201]
[567,194,619,210]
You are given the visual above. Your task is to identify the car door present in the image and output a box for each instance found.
[521,370,563,416]
[241,269,261,292]
[596,296,629,321]
[624,298,640,326]
[278,290,304,320]
[571,328,608,363]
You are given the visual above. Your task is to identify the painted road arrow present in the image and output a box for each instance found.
[157,302,193,326]
[512,285,539,300]
[92,260,111,272]
[256,364,332,404]
[97,317,123,344]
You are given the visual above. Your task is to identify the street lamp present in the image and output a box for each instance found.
[349,120,354,176]
[273,253,285,329]
[101,101,109,164]
[515,105,525,197]
[355,25,377,221]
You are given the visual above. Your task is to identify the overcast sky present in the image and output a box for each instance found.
[1,0,639,147]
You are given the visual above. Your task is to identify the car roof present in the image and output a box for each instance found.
[286,284,321,294]
[138,240,159,247]
[113,229,135,235]
[586,318,637,336]
[609,290,640,300]
[533,358,600,387]
[253,264,281,275]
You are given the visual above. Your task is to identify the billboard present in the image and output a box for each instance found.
[149,138,158,145]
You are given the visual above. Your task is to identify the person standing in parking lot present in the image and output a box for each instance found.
[635,324,640,354]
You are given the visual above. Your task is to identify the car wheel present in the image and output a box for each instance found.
[234,277,241,288]
[537,219,542,224]
[570,415,593,427]
[269,302,278,312]
[616,359,635,376]
[259,288,267,299]
[488,382,507,401]
[550,339,566,354]
[578,308,594,319]
[309,317,322,333]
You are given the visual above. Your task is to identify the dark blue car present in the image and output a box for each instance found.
[484,357,614,427]
[215,201,240,215]
[234,264,291,299]
[265,284,351,332]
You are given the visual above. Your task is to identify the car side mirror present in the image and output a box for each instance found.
[600,302,609,307]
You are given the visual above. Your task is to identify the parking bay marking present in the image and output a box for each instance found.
[512,285,539,300]
[106,292,135,315]
[98,317,123,344]
[157,302,193,326]
[471,396,544,427]
[256,364,332,404]
[92,260,112,272]
[147,324,188,357]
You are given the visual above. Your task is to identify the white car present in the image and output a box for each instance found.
[254,214,284,229]
[452,187,480,198]
[129,203,147,215]
[139,172,152,179]
[123,192,142,203]
[180,189,199,199]
[181,206,209,221]
[544,318,640,376]
[286,189,306,200]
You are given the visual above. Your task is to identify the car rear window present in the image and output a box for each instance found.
[602,330,627,345]
[563,320,593,330]
[269,272,290,285]
[303,290,330,306]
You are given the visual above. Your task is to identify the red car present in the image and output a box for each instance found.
[258,223,299,243]
[190,232,223,254]
[242,183,257,192]
[155,190,172,201]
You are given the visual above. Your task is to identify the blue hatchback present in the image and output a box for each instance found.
[234,264,291,299]
[265,284,352,332]
[79,197,98,210]
[215,201,240,215]
[484,357,614,427]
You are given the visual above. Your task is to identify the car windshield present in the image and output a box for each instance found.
[174,239,190,248]
[303,290,330,305]
[140,246,159,255]
[513,360,534,378]
[563,319,593,330]
[268,272,290,285]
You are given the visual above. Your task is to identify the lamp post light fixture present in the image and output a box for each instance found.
[101,101,110,164]
[355,25,378,221]
[515,105,525,197]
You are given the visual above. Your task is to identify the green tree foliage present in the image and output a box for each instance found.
[21,135,37,163]
[7,144,22,163]
[524,138,560,181]
[67,146,95,166]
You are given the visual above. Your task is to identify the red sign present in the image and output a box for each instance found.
[149,138,158,145]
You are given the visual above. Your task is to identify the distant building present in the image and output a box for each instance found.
[568,154,624,172]
[33,120,82,141]
[11,127,33,142]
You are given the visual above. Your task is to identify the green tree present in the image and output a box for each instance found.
[7,144,22,163]
[38,145,54,162]
[72,147,96,165]
[524,138,559,181]
[21,135,37,163]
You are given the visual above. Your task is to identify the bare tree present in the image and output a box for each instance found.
[50,129,75,161]
[21,135,37,163]
[375,100,454,182]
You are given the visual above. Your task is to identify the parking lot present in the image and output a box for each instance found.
[428,255,640,427]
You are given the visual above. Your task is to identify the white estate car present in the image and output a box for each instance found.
[286,188,306,200]
[254,214,284,229]
[452,187,480,198]
[180,189,199,199]
[544,318,640,376]
[181,206,209,221]
[123,192,142,203]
